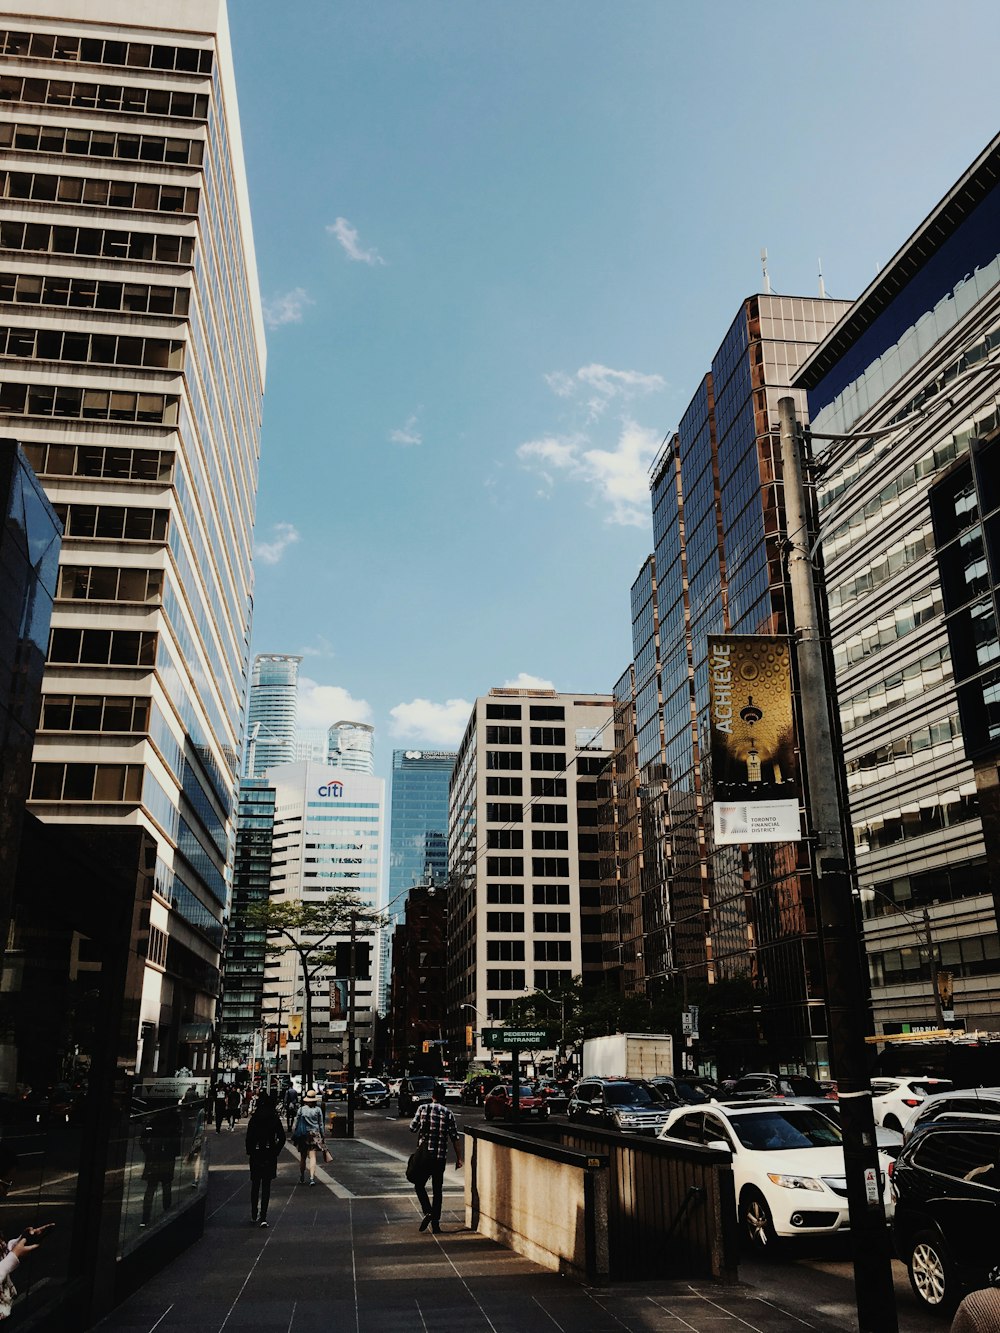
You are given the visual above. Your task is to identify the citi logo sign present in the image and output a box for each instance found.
[317,781,344,798]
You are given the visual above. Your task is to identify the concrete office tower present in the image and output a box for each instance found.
[246,653,301,777]
[263,762,385,1078]
[328,718,375,773]
[5,0,266,1078]
[795,132,1000,1035]
[448,687,613,1066]
[380,748,456,1013]
[636,294,849,1077]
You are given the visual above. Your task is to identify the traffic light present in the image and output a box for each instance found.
[465,1025,473,1049]
[335,941,371,980]
[422,1040,430,1054]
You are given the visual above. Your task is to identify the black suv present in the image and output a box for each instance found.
[396,1076,436,1118]
[891,1118,1000,1313]
[567,1077,672,1135]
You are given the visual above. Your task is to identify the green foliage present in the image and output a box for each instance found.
[241,892,377,977]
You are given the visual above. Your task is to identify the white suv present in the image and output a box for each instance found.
[870,1076,953,1132]
[658,1101,894,1252]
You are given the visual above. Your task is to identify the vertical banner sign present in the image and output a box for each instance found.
[329,978,348,1034]
[708,635,801,844]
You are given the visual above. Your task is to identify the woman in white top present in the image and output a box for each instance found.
[291,1089,325,1186]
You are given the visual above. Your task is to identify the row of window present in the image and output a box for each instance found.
[39,692,150,733]
[0,325,184,370]
[146,924,168,969]
[485,726,567,745]
[486,940,573,961]
[485,750,567,771]
[488,830,576,850]
[53,502,168,543]
[0,75,208,120]
[485,777,567,797]
[485,912,571,932]
[23,442,174,483]
[0,272,189,317]
[0,169,199,215]
[0,119,203,167]
[840,645,951,735]
[485,857,570,877]
[870,931,1000,987]
[846,714,962,791]
[0,29,213,74]
[48,626,156,668]
[30,761,143,802]
[56,565,163,604]
[485,703,565,721]
[486,884,570,904]
[485,966,573,992]
[855,791,978,851]
[0,382,178,425]
[834,589,943,672]
[829,524,935,612]
[0,219,193,265]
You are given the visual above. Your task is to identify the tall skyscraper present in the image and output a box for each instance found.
[2,0,266,1083]
[328,718,375,773]
[632,294,849,1075]
[795,132,1000,1036]
[246,653,301,776]
[380,748,456,1013]
[447,687,613,1066]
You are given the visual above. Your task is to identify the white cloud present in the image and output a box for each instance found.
[262,287,313,329]
[326,217,385,267]
[390,697,472,746]
[502,672,555,691]
[256,521,301,565]
[389,413,422,446]
[298,677,372,731]
[545,362,665,420]
[516,419,660,527]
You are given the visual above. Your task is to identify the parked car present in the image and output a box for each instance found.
[791,1096,904,1157]
[729,1073,828,1101]
[891,1116,1000,1313]
[902,1086,1000,1141]
[567,1077,673,1136]
[462,1076,490,1106]
[355,1078,390,1108]
[483,1084,549,1121]
[871,1076,954,1132]
[645,1075,713,1106]
[533,1081,569,1114]
[396,1076,437,1117]
[439,1081,465,1103]
[658,1101,894,1253]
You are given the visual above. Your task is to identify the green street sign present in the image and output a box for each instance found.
[481,1028,547,1048]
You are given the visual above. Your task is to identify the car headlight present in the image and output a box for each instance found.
[614,1112,639,1125]
[766,1173,824,1192]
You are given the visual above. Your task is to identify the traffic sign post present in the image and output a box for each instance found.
[479,1029,547,1122]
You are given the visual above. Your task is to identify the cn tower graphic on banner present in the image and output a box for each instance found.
[707,635,801,844]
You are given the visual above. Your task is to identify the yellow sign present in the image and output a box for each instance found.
[465,1025,473,1049]
[288,1013,303,1039]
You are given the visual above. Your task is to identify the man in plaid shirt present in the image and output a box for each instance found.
[409,1083,462,1233]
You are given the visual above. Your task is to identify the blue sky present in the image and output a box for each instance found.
[228,0,1000,776]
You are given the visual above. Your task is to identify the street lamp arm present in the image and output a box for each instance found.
[857,886,945,1028]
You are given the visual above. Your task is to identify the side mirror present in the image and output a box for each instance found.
[706,1139,732,1154]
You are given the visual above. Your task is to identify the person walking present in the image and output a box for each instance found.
[283,1083,299,1131]
[290,1088,325,1185]
[226,1084,241,1131]
[140,1105,183,1227]
[245,1091,285,1227]
[409,1082,462,1233]
[213,1084,227,1134]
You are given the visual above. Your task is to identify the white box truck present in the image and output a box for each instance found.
[581,1033,674,1080]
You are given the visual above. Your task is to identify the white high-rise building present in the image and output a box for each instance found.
[246,653,301,777]
[264,761,385,1077]
[7,0,266,1077]
[328,719,374,774]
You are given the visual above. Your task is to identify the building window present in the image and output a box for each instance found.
[532,885,570,904]
[486,912,524,932]
[30,761,143,801]
[485,856,523,876]
[0,382,179,426]
[486,940,524,961]
[147,924,168,968]
[531,803,567,823]
[48,626,157,667]
[486,999,513,1020]
[532,830,568,850]
[0,219,193,265]
[0,324,185,369]
[529,705,564,721]
[486,750,521,770]
[0,119,204,169]
[56,565,162,603]
[0,28,213,73]
[530,752,565,771]
[486,776,522,796]
[486,703,521,719]
[532,857,569,877]
[534,969,571,990]
[24,442,174,483]
[534,941,572,961]
[40,693,150,732]
[533,913,571,933]
[0,73,209,119]
[486,802,522,822]
[486,830,523,850]
[0,169,198,215]
[486,725,521,744]
[53,503,168,541]
[486,884,524,904]
[486,970,525,991]
[530,727,565,745]
[531,777,567,797]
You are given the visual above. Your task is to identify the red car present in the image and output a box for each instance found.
[483,1084,549,1121]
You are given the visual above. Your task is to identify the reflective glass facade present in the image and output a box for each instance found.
[245,653,301,776]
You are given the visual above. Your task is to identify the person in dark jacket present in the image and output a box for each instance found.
[245,1091,285,1227]
[140,1106,183,1226]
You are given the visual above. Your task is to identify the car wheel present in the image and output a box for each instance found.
[883,1115,903,1133]
[740,1189,780,1255]
[908,1231,957,1313]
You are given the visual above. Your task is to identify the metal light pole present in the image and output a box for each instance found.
[779,396,898,1333]
[858,889,946,1030]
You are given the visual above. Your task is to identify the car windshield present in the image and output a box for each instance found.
[783,1076,824,1096]
[605,1083,653,1106]
[910,1079,953,1094]
[674,1081,710,1103]
[409,1078,435,1091]
[732,1109,843,1150]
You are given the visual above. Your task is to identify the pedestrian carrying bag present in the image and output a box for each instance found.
[321,1146,332,1164]
[405,1143,431,1183]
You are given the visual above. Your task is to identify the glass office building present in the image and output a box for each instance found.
[796,131,1000,1035]
[246,653,301,777]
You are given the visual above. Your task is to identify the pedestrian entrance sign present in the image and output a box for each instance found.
[481,1028,547,1048]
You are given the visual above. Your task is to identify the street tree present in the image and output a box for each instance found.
[241,890,378,1086]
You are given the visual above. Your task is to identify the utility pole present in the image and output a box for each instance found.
[779,396,898,1333]
[346,911,357,1138]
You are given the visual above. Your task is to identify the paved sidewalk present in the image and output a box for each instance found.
[92,1124,853,1333]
